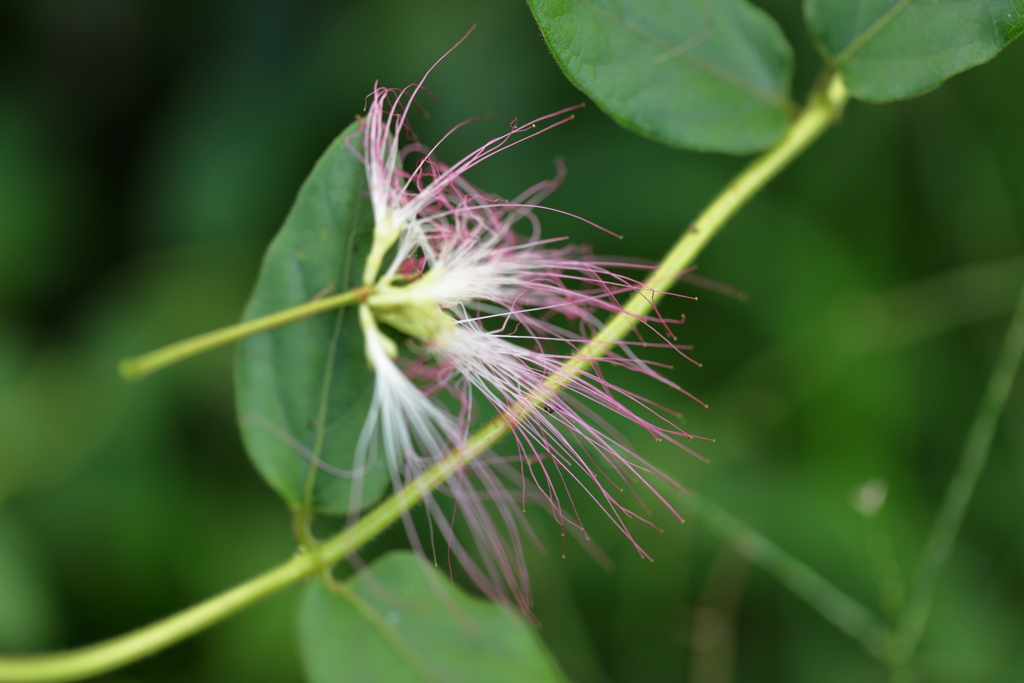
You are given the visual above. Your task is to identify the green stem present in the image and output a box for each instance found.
[0,72,849,683]
[456,70,849,452]
[117,285,372,381]
[689,495,891,658]
[0,552,312,683]
[889,275,1024,667]
[0,449,472,683]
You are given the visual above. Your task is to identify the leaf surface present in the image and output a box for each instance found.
[298,551,567,683]
[235,121,384,514]
[805,0,1024,101]
[529,0,795,154]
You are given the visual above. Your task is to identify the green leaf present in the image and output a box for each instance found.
[298,552,567,683]
[805,0,1024,102]
[529,0,795,154]
[235,121,384,515]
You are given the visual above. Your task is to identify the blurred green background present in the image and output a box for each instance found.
[1,1,1023,681]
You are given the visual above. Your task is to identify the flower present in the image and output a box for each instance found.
[356,47,582,289]
[347,52,706,612]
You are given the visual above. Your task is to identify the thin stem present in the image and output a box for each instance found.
[688,495,891,658]
[0,72,849,683]
[0,449,471,683]
[890,275,1024,666]
[117,285,372,381]
[0,552,314,683]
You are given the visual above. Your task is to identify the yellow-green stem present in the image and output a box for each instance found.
[0,72,849,683]
[0,446,479,683]
[117,286,371,381]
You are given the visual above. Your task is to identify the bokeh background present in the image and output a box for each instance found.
[2,1,1023,681]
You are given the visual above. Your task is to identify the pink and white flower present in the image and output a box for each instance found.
[348,46,707,612]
